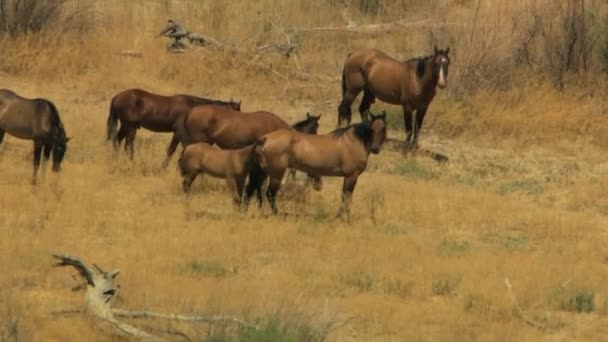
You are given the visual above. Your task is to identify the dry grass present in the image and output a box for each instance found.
[1,0,608,341]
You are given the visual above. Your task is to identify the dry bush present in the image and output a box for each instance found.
[0,0,93,36]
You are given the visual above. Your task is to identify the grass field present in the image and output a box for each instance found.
[1,1,608,341]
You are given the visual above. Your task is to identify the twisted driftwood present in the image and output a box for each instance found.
[53,254,256,341]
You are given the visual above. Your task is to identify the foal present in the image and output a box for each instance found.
[178,140,264,210]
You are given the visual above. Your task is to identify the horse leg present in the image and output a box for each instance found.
[0,129,4,146]
[125,127,136,160]
[161,133,180,169]
[337,174,358,221]
[402,106,415,151]
[412,107,428,149]
[182,172,197,193]
[40,144,52,181]
[338,91,357,127]
[305,175,323,191]
[31,142,43,185]
[227,177,245,212]
[114,125,126,150]
[358,88,375,122]
[266,173,284,215]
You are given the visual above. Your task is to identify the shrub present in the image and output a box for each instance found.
[0,0,93,36]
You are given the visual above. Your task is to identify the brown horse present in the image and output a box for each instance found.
[0,89,70,184]
[338,46,450,150]
[178,140,264,210]
[246,112,387,219]
[106,88,241,167]
[177,106,324,206]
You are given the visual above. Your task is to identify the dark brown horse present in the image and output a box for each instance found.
[338,46,450,150]
[178,140,265,211]
[106,88,241,167]
[246,112,387,219]
[0,89,70,184]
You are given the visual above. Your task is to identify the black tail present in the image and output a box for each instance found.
[341,52,353,97]
[106,101,118,142]
[244,137,268,208]
[178,149,187,177]
[174,114,191,146]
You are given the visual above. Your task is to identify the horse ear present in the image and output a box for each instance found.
[446,47,450,54]
[316,114,322,121]
[381,111,387,120]
[306,112,312,118]
[64,137,71,143]
[434,45,439,55]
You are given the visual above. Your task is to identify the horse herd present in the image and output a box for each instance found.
[0,46,451,218]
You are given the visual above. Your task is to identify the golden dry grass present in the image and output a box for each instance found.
[1,1,608,341]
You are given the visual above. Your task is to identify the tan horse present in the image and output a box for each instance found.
[178,140,264,210]
[106,88,241,167]
[338,46,450,151]
[0,89,70,184]
[246,112,387,219]
[176,104,291,149]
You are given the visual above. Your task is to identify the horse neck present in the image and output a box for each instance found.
[418,59,439,92]
[343,126,372,156]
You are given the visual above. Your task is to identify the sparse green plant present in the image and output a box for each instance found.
[383,278,414,299]
[464,293,493,313]
[562,290,595,313]
[432,276,460,296]
[380,223,408,235]
[341,271,377,292]
[437,239,470,257]
[497,179,544,195]
[183,260,228,277]
[392,160,439,180]
[500,232,529,251]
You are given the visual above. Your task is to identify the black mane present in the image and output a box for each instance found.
[182,94,238,108]
[292,117,315,130]
[405,54,433,79]
[331,117,383,146]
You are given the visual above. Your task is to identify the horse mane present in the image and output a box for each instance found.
[331,119,379,146]
[291,117,314,131]
[181,94,238,108]
[405,54,433,79]
[40,99,66,142]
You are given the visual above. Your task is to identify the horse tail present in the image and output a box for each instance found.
[341,52,353,97]
[106,101,118,142]
[174,113,191,146]
[178,147,188,177]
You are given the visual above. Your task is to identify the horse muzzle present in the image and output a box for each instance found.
[371,146,381,154]
[438,81,447,89]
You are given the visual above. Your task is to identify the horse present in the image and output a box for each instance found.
[338,46,450,151]
[246,112,387,219]
[178,140,265,211]
[0,89,70,185]
[105,88,241,167]
[287,112,321,183]
[176,106,324,206]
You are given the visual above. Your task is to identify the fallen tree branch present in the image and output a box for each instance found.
[112,309,258,329]
[53,253,257,341]
[504,278,547,331]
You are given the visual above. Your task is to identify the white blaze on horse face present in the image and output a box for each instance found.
[438,65,447,89]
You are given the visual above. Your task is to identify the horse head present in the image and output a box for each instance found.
[52,136,70,172]
[368,111,387,154]
[433,45,451,89]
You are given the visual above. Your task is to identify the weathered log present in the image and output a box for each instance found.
[53,253,257,341]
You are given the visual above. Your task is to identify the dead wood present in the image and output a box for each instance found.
[53,253,256,341]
